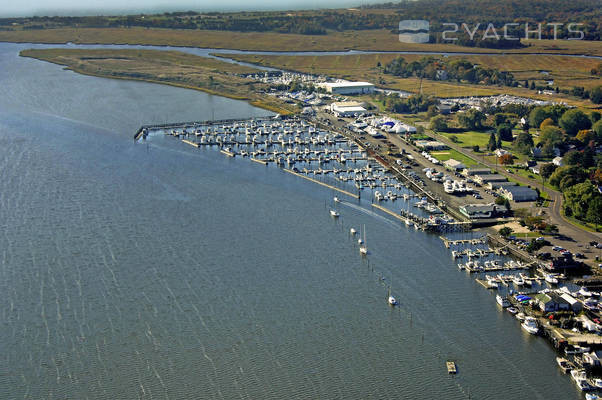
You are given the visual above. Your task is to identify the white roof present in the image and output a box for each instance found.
[324,81,374,88]
[333,106,366,112]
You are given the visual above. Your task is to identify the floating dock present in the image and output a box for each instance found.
[446,361,457,374]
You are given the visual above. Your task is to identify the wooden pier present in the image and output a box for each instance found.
[283,168,359,199]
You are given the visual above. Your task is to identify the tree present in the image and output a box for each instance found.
[496,123,513,141]
[458,109,486,130]
[586,196,602,228]
[426,104,438,118]
[591,85,602,104]
[473,145,480,152]
[576,129,594,144]
[539,117,554,130]
[540,163,557,180]
[529,107,549,128]
[563,150,582,166]
[430,115,448,131]
[540,125,564,147]
[499,226,513,237]
[593,120,602,141]
[591,111,601,124]
[499,154,514,165]
[559,109,592,136]
[549,165,588,188]
[563,181,598,220]
[495,196,510,210]
[487,131,497,151]
[513,131,534,155]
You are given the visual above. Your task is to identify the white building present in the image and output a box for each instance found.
[330,102,367,117]
[321,81,375,95]
[553,156,564,166]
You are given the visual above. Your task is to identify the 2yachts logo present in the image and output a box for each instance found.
[399,21,585,43]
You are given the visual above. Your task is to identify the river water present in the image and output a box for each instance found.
[0,42,583,399]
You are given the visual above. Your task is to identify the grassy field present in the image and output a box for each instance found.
[19,48,296,114]
[429,149,479,167]
[437,130,513,150]
[218,53,600,106]
[2,27,602,55]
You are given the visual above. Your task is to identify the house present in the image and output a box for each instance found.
[437,104,452,115]
[498,186,538,202]
[534,293,570,312]
[459,203,500,219]
[530,166,540,175]
[443,159,465,171]
[436,70,448,80]
[494,149,509,157]
[553,156,564,166]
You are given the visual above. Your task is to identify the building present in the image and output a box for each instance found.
[534,293,570,313]
[330,102,367,117]
[560,293,582,313]
[473,174,507,186]
[459,203,499,219]
[443,159,465,171]
[462,168,492,177]
[498,186,538,202]
[553,156,564,166]
[415,140,448,151]
[321,81,375,95]
[487,181,518,190]
[494,149,510,157]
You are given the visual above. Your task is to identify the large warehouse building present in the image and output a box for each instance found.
[321,81,375,95]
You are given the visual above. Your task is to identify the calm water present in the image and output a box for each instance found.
[0,42,582,399]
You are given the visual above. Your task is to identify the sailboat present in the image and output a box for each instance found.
[359,224,368,255]
[388,286,397,306]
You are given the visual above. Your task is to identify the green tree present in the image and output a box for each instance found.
[563,181,598,220]
[559,109,592,136]
[564,150,582,166]
[487,131,497,151]
[540,126,564,147]
[540,163,557,180]
[593,120,602,141]
[499,226,513,237]
[586,196,602,228]
[496,123,513,141]
[472,145,480,152]
[513,131,534,155]
[529,107,549,128]
[458,109,486,130]
[430,115,448,131]
[591,85,602,104]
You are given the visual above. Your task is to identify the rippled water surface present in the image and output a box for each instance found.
[0,42,582,399]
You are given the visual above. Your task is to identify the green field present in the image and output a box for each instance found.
[429,149,479,167]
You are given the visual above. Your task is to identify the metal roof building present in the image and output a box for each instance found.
[321,81,375,95]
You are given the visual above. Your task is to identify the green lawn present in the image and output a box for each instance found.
[438,130,512,150]
[430,149,479,167]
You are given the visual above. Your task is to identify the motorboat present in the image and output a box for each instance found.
[496,294,510,308]
[521,316,539,335]
[350,228,357,235]
[556,357,573,373]
[329,209,340,217]
[545,274,559,285]
[507,306,519,314]
[512,275,525,286]
[333,196,340,203]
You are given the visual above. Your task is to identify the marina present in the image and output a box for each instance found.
[0,41,595,400]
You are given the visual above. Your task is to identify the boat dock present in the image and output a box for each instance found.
[283,168,359,199]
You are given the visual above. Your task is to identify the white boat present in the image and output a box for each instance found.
[496,294,510,308]
[512,275,525,286]
[359,225,368,255]
[388,288,397,306]
[521,316,539,335]
[350,228,357,235]
[516,312,526,322]
[586,393,601,400]
[329,209,340,217]
[544,273,559,284]
[333,196,340,203]
[556,357,572,373]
